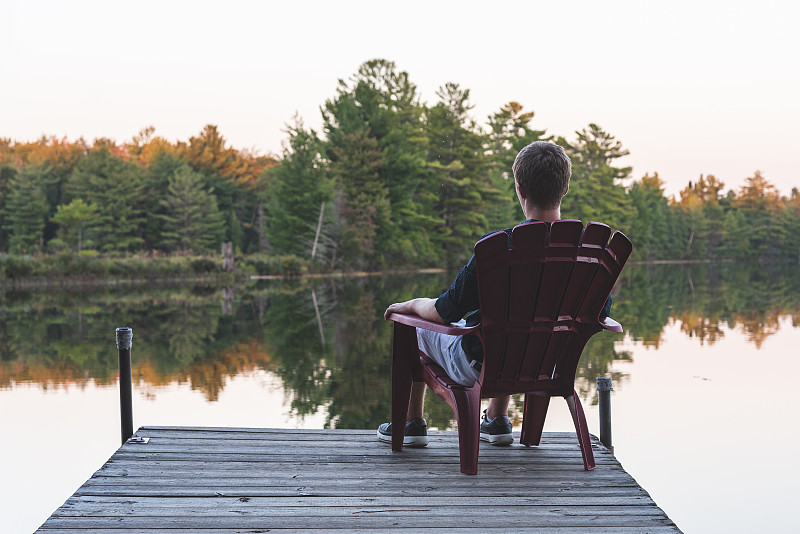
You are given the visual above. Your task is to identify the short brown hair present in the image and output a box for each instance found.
[512,142,571,209]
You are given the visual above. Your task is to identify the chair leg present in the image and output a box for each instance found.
[452,386,482,475]
[520,393,550,446]
[391,323,417,452]
[565,390,596,471]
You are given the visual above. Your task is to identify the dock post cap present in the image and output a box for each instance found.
[596,377,613,391]
[116,327,133,350]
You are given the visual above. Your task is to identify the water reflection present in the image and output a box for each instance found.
[2,262,799,429]
[617,261,800,348]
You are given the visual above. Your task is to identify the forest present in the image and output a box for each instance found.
[1,59,799,271]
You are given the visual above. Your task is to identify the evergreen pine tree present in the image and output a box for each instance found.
[322,59,434,264]
[158,164,225,252]
[628,173,671,260]
[12,136,86,244]
[424,83,499,263]
[486,102,549,227]
[50,199,98,251]
[782,188,800,261]
[3,165,49,254]
[560,124,631,230]
[65,147,147,252]
[695,175,726,257]
[267,118,332,258]
[719,208,750,259]
[329,130,389,267]
[0,162,17,251]
[730,171,786,259]
[141,152,188,249]
[178,125,251,252]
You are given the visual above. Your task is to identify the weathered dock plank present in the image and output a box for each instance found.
[41,516,677,529]
[38,427,681,532]
[37,529,683,534]
[57,495,655,508]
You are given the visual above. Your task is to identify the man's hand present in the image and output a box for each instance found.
[383,300,415,320]
[384,297,445,323]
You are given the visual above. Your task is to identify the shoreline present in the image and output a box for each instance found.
[0,268,449,291]
[3,259,797,291]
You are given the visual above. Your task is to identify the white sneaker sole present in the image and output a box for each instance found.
[480,432,514,446]
[377,430,429,447]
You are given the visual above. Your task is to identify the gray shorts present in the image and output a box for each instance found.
[416,320,480,387]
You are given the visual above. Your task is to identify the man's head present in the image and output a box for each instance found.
[512,141,571,209]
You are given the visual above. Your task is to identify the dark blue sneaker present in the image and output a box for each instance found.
[377,418,428,447]
[480,409,513,446]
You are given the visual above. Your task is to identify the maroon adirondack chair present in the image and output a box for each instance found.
[387,220,632,475]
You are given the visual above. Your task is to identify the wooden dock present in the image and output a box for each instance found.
[38,426,681,533]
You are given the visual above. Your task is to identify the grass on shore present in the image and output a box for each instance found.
[0,251,317,281]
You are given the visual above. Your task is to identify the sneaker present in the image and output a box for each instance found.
[480,409,513,446]
[377,418,429,447]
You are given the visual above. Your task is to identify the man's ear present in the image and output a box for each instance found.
[516,180,527,200]
[562,183,569,197]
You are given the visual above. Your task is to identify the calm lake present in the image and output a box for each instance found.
[2,262,800,533]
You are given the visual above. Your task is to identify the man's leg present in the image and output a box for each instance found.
[486,395,510,419]
[379,326,473,447]
[481,395,513,446]
[377,379,428,446]
[407,381,426,420]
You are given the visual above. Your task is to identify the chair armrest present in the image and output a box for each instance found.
[600,316,623,333]
[387,312,481,336]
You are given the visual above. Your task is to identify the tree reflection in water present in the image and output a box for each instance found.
[2,262,799,429]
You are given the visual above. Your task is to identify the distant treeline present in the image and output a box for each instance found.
[2,59,799,268]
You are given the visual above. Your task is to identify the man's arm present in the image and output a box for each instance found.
[384,298,445,323]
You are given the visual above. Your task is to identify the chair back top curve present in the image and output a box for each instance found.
[474,220,632,398]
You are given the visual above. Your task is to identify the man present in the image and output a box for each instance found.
[378,141,579,448]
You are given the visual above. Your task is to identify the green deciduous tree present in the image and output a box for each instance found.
[51,198,98,251]
[179,125,248,184]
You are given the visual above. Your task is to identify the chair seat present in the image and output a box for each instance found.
[419,353,468,390]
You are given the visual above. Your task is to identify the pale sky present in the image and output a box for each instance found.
[2,0,798,197]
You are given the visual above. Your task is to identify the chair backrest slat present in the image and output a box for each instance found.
[576,230,632,321]
[520,331,551,379]
[537,330,570,380]
[534,220,582,322]
[559,222,611,321]
[474,231,511,381]
[503,223,548,381]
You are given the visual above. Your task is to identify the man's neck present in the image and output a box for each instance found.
[524,205,562,223]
